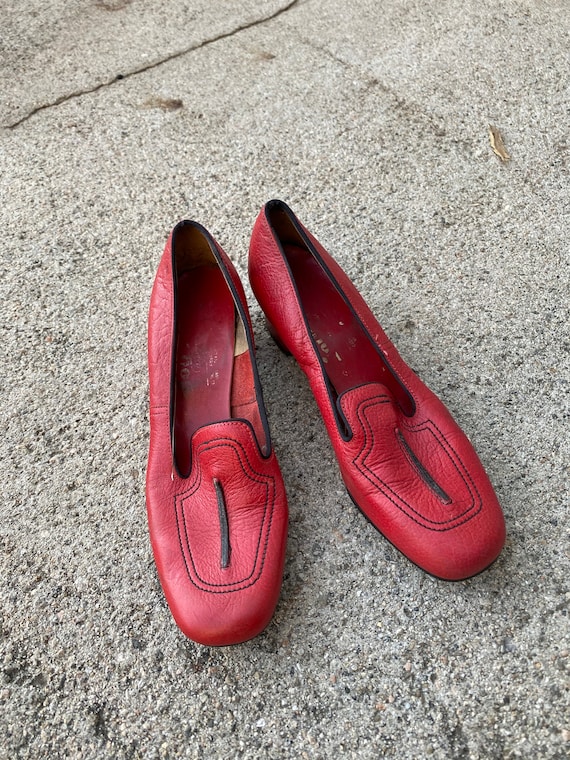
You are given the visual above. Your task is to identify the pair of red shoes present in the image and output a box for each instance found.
[146,200,506,646]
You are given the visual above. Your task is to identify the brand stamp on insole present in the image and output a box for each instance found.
[312,330,347,372]
[178,350,219,385]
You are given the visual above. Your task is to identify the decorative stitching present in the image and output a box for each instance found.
[400,416,484,509]
[348,393,482,531]
[177,449,271,588]
[173,435,276,593]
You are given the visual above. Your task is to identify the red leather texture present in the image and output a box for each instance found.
[248,200,505,581]
[147,221,288,645]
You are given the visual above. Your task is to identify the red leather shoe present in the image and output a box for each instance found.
[146,220,288,645]
[249,200,505,581]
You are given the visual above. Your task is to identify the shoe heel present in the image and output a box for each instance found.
[265,318,292,356]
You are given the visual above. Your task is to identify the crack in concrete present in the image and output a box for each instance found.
[5,0,299,130]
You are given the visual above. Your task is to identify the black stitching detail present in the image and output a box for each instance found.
[177,443,272,588]
[357,398,478,525]
[173,435,276,593]
[176,451,272,591]
[349,394,483,531]
[179,465,270,587]
[401,416,484,514]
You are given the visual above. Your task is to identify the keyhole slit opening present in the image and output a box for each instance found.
[214,478,231,568]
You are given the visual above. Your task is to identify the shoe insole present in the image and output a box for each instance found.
[174,267,235,476]
[285,244,411,409]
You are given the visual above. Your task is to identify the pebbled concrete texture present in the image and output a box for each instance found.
[0,0,568,757]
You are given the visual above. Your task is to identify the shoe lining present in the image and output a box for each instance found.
[284,242,412,412]
[172,224,268,475]
[173,266,235,475]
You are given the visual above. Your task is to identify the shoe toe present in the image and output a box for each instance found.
[148,422,288,646]
[338,383,505,580]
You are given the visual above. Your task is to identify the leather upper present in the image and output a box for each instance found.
[249,200,505,580]
[147,223,288,645]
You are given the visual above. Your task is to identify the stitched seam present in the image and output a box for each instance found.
[358,398,475,522]
[180,455,270,588]
[358,399,478,525]
[351,395,482,531]
[178,444,272,589]
[174,437,276,593]
[401,418,484,511]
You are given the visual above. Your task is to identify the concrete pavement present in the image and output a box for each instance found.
[1,1,568,757]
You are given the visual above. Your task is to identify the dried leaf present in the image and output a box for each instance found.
[96,0,133,9]
[143,97,183,111]
[489,125,510,162]
[256,50,276,61]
